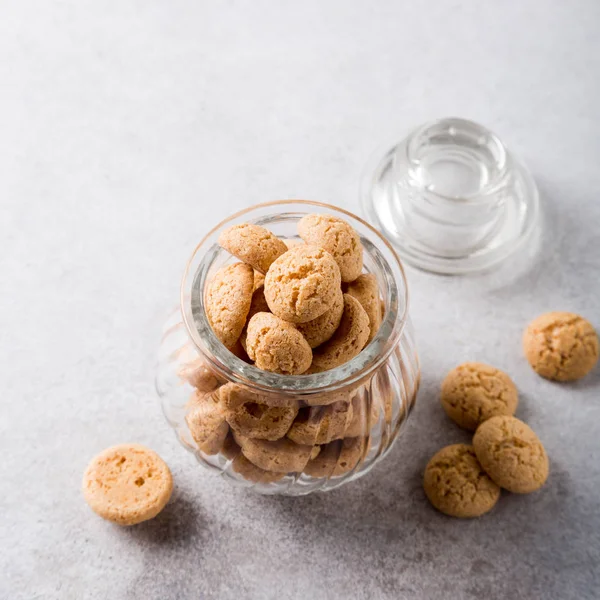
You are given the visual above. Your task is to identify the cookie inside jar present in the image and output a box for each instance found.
[162,201,418,494]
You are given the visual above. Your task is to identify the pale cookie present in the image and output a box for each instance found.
[178,357,220,393]
[186,391,229,455]
[82,444,173,526]
[283,238,303,249]
[221,435,284,483]
[218,223,287,274]
[264,245,341,323]
[295,288,344,348]
[235,433,317,473]
[523,311,599,382]
[219,382,297,409]
[253,270,265,291]
[227,399,298,441]
[473,416,549,494]
[287,401,353,445]
[246,312,312,375]
[303,437,367,478]
[346,274,382,343]
[239,285,271,351]
[423,444,500,518]
[440,362,518,431]
[206,262,254,349]
[297,213,363,282]
[309,294,370,373]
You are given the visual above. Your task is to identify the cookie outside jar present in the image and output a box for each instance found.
[155,201,420,495]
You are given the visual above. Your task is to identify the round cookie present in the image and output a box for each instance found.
[287,401,353,445]
[346,274,382,343]
[295,288,344,348]
[205,262,254,349]
[473,416,549,494]
[239,285,271,351]
[423,444,501,518]
[234,433,316,473]
[303,437,367,478]
[264,245,341,323]
[178,357,220,393]
[309,294,370,373]
[219,382,297,409]
[226,399,298,441]
[221,435,284,483]
[246,312,312,375]
[344,393,381,437]
[440,362,518,431]
[218,223,287,274]
[186,391,229,455]
[82,444,173,526]
[297,213,363,282]
[523,311,599,382]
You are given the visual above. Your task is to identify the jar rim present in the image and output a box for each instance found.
[180,200,410,395]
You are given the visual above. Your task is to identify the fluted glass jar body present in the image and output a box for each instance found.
[156,201,420,495]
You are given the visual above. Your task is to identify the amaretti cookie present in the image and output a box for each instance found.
[523,311,599,381]
[218,223,287,274]
[287,401,353,445]
[303,437,367,478]
[82,444,173,526]
[298,214,363,282]
[264,245,341,323]
[186,391,229,455]
[473,416,549,494]
[226,399,298,441]
[295,288,344,349]
[440,362,518,431]
[346,273,382,343]
[423,444,500,518]
[205,262,254,349]
[309,294,370,372]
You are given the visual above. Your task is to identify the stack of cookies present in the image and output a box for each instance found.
[180,214,390,483]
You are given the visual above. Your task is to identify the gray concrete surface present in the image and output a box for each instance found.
[1,1,599,598]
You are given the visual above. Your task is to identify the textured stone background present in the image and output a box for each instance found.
[2,1,599,598]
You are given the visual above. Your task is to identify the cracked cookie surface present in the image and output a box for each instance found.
[346,273,382,343]
[295,287,344,348]
[82,444,173,526]
[186,390,230,455]
[205,262,254,349]
[423,444,500,518]
[264,245,341,323]
[226,399,298,441]
[523,311,599,381]
[308,294,370,373]
[246,312,312,374]
[440,362,518,431]
[218,223,287,274]
[297,213,363,282]
[473,416,549,494]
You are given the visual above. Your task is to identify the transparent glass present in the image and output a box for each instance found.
[361,117,540,275]
[156,201,420,495]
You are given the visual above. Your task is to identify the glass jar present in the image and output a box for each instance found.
[156,201,420,495]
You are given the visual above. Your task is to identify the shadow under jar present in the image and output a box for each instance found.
[156,200,420,496]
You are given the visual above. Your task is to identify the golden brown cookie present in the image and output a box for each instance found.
[185,391,229,455]
[235,433,316,473]
[205,262,254,349]
[309,294,370,372]
[295,288,344,348]
[226,399,298,441]
[303,437,367,478]
[440,362,519,431]
[218,223,288,274]
[178,357,220,393]
[239,285,271,352]
[221,435,284,483]
[346,274,382,343]
[297,213,363,282]
[264,245,341,323]
[82,444,173,526]
[423,444,501,518]
[302,388,353,407]
[246,312,312,374]
[473,416,549,494]
[219,382,297,409]
[523,311,599,382]
[344,393,381,437]
[287,401,353,445]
